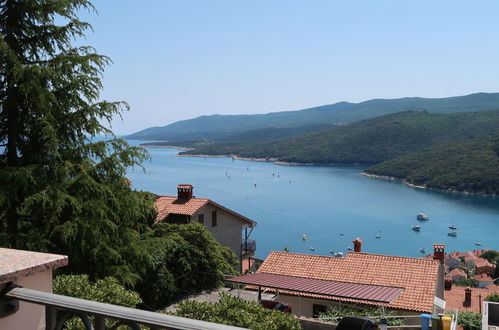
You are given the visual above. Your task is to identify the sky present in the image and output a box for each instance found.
[78,1,499,134]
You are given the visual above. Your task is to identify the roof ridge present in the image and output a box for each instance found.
[269,250,440,263]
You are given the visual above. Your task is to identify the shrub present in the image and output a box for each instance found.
[319,305,405,326]
[485,293,499,302]
[458,311,482,330]
[174,293,301,330]
[53,275,142,330]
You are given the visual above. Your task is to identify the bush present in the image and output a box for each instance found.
[174,293,301,330]
[53,275,142,329]
[319,305,405,326]
[485,293,499,302]
[458,311,481,330]
[135,223,237,309]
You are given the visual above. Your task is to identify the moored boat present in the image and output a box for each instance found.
[449,225,457,230]
[412,225,421,232]
[447,232,457,237]
[475,242,482,246]
[420,248,426,253]
[417,213,429,221]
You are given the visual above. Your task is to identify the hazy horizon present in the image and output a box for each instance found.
[81,1,499,134]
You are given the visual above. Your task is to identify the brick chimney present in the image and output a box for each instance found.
[464,287,472,305]
[353,238,362,252]
[433,244,445,264]
[177,184,193,200]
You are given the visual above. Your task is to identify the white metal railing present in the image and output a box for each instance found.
[2,286,246,330]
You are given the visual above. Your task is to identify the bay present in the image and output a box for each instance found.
[126,140,499,259]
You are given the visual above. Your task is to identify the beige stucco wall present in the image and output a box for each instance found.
[193,204,249,257]
[0,270,52,330]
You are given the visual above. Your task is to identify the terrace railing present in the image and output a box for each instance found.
[2,286,246,330]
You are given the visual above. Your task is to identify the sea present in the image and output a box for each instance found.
[126,140,499,259]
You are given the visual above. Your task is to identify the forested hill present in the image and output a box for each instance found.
[364,133,499,195]
[179,110,499,164]
[127,92,499,142]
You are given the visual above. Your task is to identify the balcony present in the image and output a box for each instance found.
[1,285,247,330]
[241,239,256,254]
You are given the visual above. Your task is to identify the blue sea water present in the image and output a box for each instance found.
[126,140,499,259]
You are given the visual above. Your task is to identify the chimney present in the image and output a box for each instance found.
[444,277,453,290]
[433,244,445,264]
[464,287,472,304]
[353,238,362,252]
[177,184,193,200]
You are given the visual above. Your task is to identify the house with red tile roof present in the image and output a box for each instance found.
[445,285,499,313]
[472,258,496,275]
[473,273,495,288]
[154,184,257,270]
[449,269,467,282]
[228,240,445,318]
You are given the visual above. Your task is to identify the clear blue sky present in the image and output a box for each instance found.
[80,1,499,134]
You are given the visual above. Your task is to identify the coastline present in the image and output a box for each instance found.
[139,144,194,151]
[361,172,497,197]
[177,153,315,166]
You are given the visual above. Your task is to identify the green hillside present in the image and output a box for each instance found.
[127,92,499,142]
[365,134,499,195]
[179,110,499,164]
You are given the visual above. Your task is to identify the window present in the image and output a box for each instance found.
[211,210,217,227]
[312,304,328,318]
[198,214,204,224]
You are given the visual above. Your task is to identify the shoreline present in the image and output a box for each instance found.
[361,172,497,197]
[139,144,194,151]
[177,153,315,166]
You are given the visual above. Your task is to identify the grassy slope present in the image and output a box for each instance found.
[127,92,499,142]
[365,133,499,194]
[180,110,499,164]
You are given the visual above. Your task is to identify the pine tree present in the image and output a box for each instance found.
[0,0,155,284]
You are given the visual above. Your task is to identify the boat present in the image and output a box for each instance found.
[310,247,315,251]
[420,248,426,253]
[339,233,345,236]
[375,234,381,239]
[329,250,335,255]
[449,225,457,230]
[447,232,457,237]
[417,213,429,221]
[347,247,353,251]
[335,252,343,257]
[302,234,307,241]
[475,242,482,246]
[412,225,421,232]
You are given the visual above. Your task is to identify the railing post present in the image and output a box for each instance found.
[45,306,57,330]
[94,315,105,330]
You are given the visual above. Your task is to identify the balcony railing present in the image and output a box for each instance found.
[241,239,256,253]
[2,286,246,330]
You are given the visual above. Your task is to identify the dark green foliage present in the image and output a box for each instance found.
[366,133,499,194]
[458,311,482,330]
[135,223,237,309]
[0,0,156,284]
[454,279,475,287]
[181,110,499,165]
[127,92,499,142]
[318,305,405,326]
[485,293,499,302]
[480,250,499,263]
[173,293,302,330]
[53,275,142,330]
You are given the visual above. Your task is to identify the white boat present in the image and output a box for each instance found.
[375,234,381,239]
[475,242,482,246]
[449,225,457,230]
[447,232,457,237]
[417,213,429,221]
[420,248,426,253]
[412,225,421,232]
[335,252,344,257]
[310,247,315,251]
[347,247,353,251]
[302,234,307,241]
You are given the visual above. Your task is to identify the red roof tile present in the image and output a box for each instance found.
[445,285,499,313]
[449,269,466,278]
[473,274,494,282]
[154,196,209,224]
[253,251,440,313]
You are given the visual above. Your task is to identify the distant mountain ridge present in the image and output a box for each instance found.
[127,92,499,142]
[178,109,499,165]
